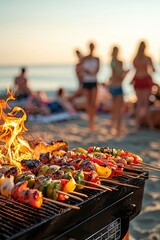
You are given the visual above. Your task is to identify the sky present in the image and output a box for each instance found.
[0,0,160,65]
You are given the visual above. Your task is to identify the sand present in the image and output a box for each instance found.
[25,112,160,240]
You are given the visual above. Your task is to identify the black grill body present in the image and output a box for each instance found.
[0,171,148,240]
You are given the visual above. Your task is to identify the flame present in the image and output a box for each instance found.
[0,90,33,169]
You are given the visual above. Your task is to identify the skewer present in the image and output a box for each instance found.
[68,191,88,198]
[140,163,160,171]
[83,180,112,191]
[100,178,139,188]
[57,190,84,202]
[116,170,137,178]
[141,175,160,180]
[123,166,143,172]
[129,163,160,172]
[76,183,103,191]
[43,197,80,210]
[123,170,141,176]
[134,165,160,173]
[140,165,160,173]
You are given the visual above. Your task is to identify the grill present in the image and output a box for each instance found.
[0,170,148,240]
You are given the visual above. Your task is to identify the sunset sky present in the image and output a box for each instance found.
[1,0,160,65]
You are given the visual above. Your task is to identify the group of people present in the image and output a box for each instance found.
[73,40,157,134]
[13,67,76,115]
[12,40,159,134]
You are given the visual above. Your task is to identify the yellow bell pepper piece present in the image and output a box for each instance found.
[63,177,76,192]
[95,163,112,177]
[75,147,87,155]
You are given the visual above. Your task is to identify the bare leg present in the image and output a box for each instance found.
[83,87,97,131]
[109,94,124,135]
[135,89,153,130]
[115,95,125,135]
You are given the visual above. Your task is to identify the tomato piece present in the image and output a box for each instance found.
[83,170,101,185]
[89,157,106,166]
[87,146,94,153]
[18,188,43,208]
[12,181,28,199]
[57,193,67,201]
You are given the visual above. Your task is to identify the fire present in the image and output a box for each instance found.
[0,90,33,169]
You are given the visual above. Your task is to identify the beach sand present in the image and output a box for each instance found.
[25,112,160,240]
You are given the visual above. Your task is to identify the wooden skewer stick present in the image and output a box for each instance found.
[115,170,137,178]
[123,170,141,176]
[83,180,112,191]
[100,178,139,188]
[43,197,80,210]
[68,191,88,198]
[123,166,143,172]
[57,190,84,202]
[140,163,160,171]
[76,183,102,191]
[142,175,160,180]
[139,165,160,172]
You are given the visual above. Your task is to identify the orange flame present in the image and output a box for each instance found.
[0,90,33,169]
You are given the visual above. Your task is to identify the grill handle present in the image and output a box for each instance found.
[120,203,136,218]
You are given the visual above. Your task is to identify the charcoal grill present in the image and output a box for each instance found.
[0,170,148,240]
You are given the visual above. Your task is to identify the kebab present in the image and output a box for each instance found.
[0,174,43,208]
[0,171,83,208]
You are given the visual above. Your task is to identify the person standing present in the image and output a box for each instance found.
[82,42,100,131]
[108,46,129,136]
[75,49,84,88]
[69,49,84,101]
[131,41,155,131]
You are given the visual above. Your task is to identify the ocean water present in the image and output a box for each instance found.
[0,64,160,100]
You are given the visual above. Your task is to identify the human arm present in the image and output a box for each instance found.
[148,57,155,72]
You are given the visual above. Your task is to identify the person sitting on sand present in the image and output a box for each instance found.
[33,88,76,114]
[26,91,51,115]
[55,87,76,113]
[13,67,32,100]
[97,82,112,113]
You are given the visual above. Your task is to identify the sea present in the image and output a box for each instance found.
[0,64,160,100]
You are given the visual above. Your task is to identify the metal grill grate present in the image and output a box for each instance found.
[86,218,121,240]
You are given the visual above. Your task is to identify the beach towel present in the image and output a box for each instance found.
[28,112,80,123]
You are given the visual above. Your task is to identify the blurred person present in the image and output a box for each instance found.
[131,41,155,131]
[69,49,84,101]
[75,49,84,87]
[108,46,129,136]
[97,82,112,113]
[55,87,76,113]
[82,42,100,131]
[13,67,32,100]
[26,91,50,115]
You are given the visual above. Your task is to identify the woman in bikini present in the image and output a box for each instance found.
[131,41,155,131]
[82,42,100,131]
[109,46,129,136]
